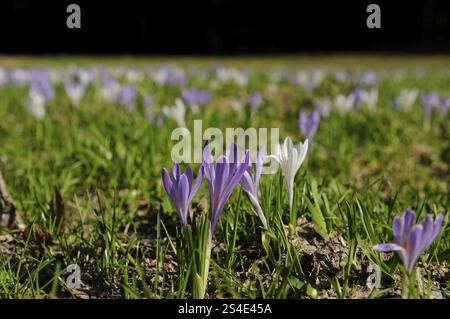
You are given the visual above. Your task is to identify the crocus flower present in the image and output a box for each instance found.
[153,66,186,86]
[64,80,86,106]
[30,78,55,101]
[419,92,439,119]
[11,68,31,87]
[334,70,348,83]
[116,84,137,112]
[241,148,267,228]
[125,69,144,82]
[27,87,46,119]
[269,137,309,211]
[313,98,331,118]
[360,71,378,86]
[215,67,248,87]
[182,89,211,108]
[360,88,378,110]
[373,208,444,274]
[298,109,320,139]
[100,78,121,102]
[202,143,250,234]
[290,71,307,87]
[248,93,262,114]
[352,88,363,107]
[161,163,204,227]
[393,89,418,111]
[311,69,327,87]
[334,94,355,113]
[231,99,244,112]
[162,98,186,127]
[26,77,55,119]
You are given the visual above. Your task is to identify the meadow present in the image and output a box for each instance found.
[0,55,448,299]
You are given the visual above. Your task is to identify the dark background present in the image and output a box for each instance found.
[0,0,449,54]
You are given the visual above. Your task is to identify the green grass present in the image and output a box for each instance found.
[0,56,448,299]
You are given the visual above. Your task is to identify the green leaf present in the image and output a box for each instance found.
[304,180,328,240]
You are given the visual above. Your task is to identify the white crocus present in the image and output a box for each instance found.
[396,89,418,111]
[334,94,355,113]
[361,89,378,110]
[270,137,309,211]
[162,98,186,127]
[27,89,46,119]
[65,83,86,107]
[100,81,120,102]
[231,99,244,112]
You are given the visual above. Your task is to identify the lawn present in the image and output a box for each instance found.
[0,55,448,299]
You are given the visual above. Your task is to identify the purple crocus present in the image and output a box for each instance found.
[298,109,320,139]
[373,208,444,274]
[30,78,55,102]
[419,92,439,120]
[155,66,187,86]
[182,89,211,107]
[352,88,363,107]
[161,163,204,227]
[241,148,267,228]
[248,93,262,114]
[116,84,137,112]
[360,71,378,86]
[202,143,250,234]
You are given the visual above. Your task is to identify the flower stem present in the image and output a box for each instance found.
[402,269,417,299]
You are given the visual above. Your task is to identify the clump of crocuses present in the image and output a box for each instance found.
[373,208,444,298]
[162,162,207,298]
[161,143,250,298]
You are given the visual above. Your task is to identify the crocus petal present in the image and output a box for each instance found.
[432,213,444,239]
[184,166,193,189]
[268,154,281,165]
[188,166,204,203]
[420,215,435,251]
[229,151,250,188]
[246,191,267,229]
[162,168,173,195]
[402,208,415,237]
[407,225,423,273]
[393,216,403,245]
[173,163,181,180]
[241,171,255,195]
[254,148,266,188]
[178,174,190,226]
[295,139,309,168]
[228,143,239,172]
[372,243,404,252]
